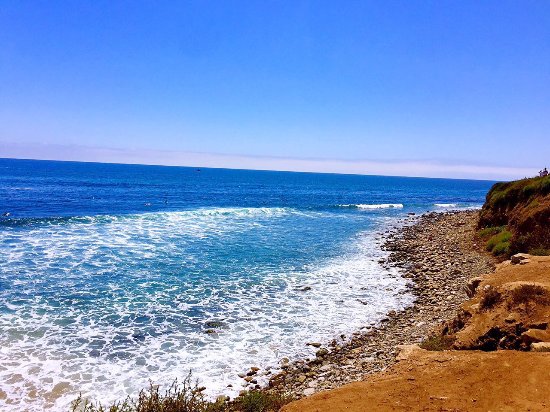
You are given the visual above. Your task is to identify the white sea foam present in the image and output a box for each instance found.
[339,203,404,210]
[433,203,483,210]
[0,207,412,411]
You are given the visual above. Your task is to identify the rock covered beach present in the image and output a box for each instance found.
[253,210,496,398]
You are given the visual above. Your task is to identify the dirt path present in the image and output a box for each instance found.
[282,348,550,412]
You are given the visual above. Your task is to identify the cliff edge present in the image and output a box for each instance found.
[478,176,550,256]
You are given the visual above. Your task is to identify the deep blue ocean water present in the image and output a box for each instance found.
[0,158,494,410]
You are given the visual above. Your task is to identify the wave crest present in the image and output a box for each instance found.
[338,203,404,210]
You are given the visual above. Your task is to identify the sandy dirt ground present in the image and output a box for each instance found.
[282,348,550,412]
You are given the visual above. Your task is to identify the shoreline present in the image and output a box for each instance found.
[256,209,495,399]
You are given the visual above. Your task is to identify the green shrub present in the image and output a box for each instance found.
[70,374,292,412]
[485,229,512,255]
[529,247,550,256]
[478,226,505,238]
[491,241,510,256]
[419,335,455,351]
[71,374,221,412]
[237,391,293,412]
[485,176,550,210]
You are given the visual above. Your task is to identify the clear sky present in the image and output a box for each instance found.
[1,1,549,180]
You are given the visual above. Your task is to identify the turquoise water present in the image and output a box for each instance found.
[0,159,494,410]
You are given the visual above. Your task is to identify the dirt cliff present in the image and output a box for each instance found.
[478,176,550,256]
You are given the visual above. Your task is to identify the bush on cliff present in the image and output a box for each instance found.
[484,228,512,256]
[478,176,550,256]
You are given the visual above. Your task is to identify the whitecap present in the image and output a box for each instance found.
[338,203,404,209]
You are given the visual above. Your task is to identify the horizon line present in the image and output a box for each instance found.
[0,155,504,183]
[0,141,536,181]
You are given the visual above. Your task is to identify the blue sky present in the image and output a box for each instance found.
[1,1,549,179]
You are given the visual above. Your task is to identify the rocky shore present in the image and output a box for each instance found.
[250,210,496,398]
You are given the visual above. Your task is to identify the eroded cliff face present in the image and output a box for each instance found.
[478,176,550,256]
[448,255,550,351]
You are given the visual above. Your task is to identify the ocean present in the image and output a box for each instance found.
[0,158,494,411]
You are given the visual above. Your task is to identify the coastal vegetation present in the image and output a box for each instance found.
[419,334,454,351]
[478,175,550,257]
[70,374,292,412]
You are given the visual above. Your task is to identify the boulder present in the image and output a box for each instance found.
[396,344,423,361]
[511,253,530,265]
[521,329,550,344]
[465,277,484,298]
[315,348,329,358]
[303,388,315,396]
[531,342,550,352]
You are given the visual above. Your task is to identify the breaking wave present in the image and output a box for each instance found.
[337,203,404,210]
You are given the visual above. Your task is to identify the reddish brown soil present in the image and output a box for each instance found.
[454,255,550,350]
[281,348,550,412]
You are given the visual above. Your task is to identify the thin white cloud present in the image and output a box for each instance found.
[0,141,536,181]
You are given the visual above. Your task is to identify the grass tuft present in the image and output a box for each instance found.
[529,247,550,256]
[511,284,550,306]
[479,286,502,310]
[485,229,512,256]
[419,335,455,351]
[237,390,293,412]
[71,373,216,412]
[478,226,505,238]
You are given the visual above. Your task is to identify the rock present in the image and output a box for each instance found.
[505,313,520,324]
[511,253,530,265]
[531,342,550,352]
[216,395,229,403]
[307,342,322,348]
[465,277,484,298]
[205,320,225,328]
[396,344,423,361]
[316,348,329,358]
[297,375,306,383]
[308,380,318,388]
[521,329,550,344]
[303,388,315,396]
